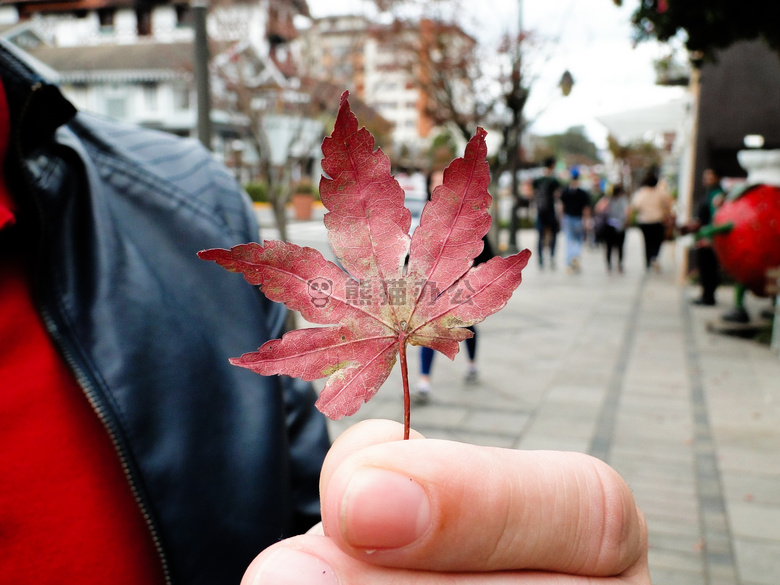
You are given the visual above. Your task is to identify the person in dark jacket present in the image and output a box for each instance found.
[0,39,328,585]
[559,167,591,273]
[413,235,494,404]
[681,168,726,305]
[532,156,562,269]
[0,40,651,585]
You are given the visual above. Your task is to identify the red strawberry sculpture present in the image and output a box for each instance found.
[706,150,780,298]
[711,183,780,296]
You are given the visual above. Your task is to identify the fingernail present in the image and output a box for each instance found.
[250,548,340,585]
[341,468,431,549]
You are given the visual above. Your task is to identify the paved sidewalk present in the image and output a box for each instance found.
[275,211,780,585]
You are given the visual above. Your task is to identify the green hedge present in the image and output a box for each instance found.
[244,182,268,204]
[245,181,322,203]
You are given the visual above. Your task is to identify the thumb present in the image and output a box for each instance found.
[319,420,646,577]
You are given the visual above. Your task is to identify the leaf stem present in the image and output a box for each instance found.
[398,336,411,440]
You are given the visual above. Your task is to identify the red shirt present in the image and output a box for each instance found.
[0,78,165,584]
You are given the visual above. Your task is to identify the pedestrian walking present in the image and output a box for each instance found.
[559,167,591,273]
[412,237,494,404]
[595,185,629,273]
[532,156,562,269]
[629,169,674,271]
[413,326,479,404]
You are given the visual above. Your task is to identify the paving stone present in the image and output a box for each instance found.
[727,501,780,541]
[733,538,780,585]
[610,443,694,464]
[648,548,704,573]
[622,380,691,398]
[648,566,706,585]
[407,404,469,428]
[524,414,596,440]
[417,427,517,448]
[517,434,591,453]
[633,493,699,520]
[544,384,607,403]
[721,472,780,506]
[704,533,735,556]
[716,446,780,475]
[643,516,702,539]
[459,409,531,436]
[648,531,705,555]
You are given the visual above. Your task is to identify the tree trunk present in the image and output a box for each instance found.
[252,132,288,242]
[270,190,288,242]
[505,109,524,254]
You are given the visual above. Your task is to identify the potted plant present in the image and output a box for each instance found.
[291,179,317,221]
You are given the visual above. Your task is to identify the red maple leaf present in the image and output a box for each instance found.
[199,91,531,438]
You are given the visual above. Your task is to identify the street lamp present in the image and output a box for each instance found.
[559,70,574,97]
[505,68,575,254]
[504,0,577,254]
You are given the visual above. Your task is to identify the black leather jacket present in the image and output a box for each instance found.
[0,41,329,585]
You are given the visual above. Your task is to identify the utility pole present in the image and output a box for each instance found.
[518,0,523,32]
[505,0,526,254]
[193,0,212,150]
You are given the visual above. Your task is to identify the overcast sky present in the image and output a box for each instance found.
[305,0,687,148]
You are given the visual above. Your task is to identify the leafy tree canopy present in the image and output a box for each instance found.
[544,126,601,165]
[615,0,780,64]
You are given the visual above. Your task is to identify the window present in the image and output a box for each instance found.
[173,84,190,110]
[175,4,191,27]
[331,46,349,59]
[143,83,158,112]
[97,8,115,32]
[105,96,127,120]
[136,7,152,36]
[376,81,398,92]
[64,83,87,110]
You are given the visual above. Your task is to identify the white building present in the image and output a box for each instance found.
[0,0,309,178]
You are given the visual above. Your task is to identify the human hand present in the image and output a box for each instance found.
[242,419,650,584]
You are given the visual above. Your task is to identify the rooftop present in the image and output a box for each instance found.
[29,41,194,82]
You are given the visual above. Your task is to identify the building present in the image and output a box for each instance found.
[0,0,307,53]
[297,14,476,161]
[596,96,691,190]
[296,13,369,95]
[27,41,199,134]
[688,40,780,198]
[0,0,310,180]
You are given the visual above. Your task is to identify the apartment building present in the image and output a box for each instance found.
[298,14,475,160]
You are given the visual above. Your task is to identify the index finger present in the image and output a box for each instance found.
[320,420,646,577]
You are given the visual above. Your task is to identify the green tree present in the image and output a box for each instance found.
[544,126,601,166]
[614,0,780,64]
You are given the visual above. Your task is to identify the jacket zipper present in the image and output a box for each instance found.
[38,308,174,585]
[17,81,174,585]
